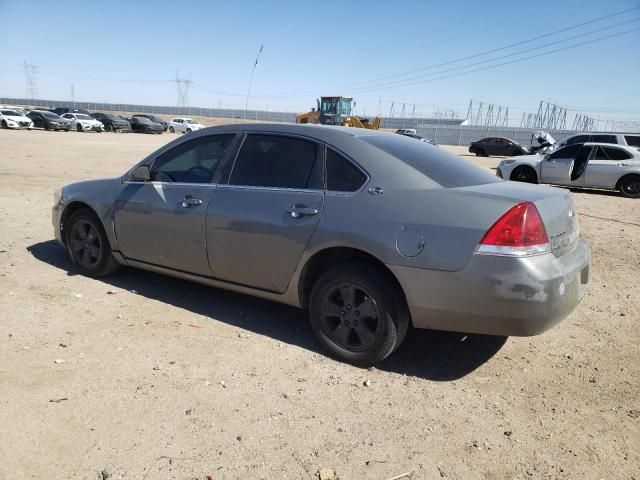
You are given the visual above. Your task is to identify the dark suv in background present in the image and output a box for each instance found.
[132,114,168,131]
[51,107,92,116]
[91,112,132,132]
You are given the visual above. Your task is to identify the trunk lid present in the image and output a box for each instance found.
[460,181,579,257]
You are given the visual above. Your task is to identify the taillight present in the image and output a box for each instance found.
[477,202,550,256]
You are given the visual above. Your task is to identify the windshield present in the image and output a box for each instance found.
[43,112,60,119]
[185,119,197,124]
[1,110,20,116]
[337,98,352,116]
[75,114,92,120]
[104,114,120,120]
[362,134,501,188]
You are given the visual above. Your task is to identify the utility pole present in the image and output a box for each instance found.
[70,84,75,108]
[244,44,263,119]
[172,71,194,108]
[22,61,39,100]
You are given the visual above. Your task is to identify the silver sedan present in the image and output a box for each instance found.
[52,124,590,365]
[497,143,640,198]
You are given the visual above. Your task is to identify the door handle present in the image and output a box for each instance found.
[180,196,203,208]
[286,206,319,218]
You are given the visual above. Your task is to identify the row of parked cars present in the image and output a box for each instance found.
[478,133,640,198]
[0,104,205,135]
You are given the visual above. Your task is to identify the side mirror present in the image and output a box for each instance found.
[130,165,151,182]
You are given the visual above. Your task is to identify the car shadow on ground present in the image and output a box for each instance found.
[28,240,507,381]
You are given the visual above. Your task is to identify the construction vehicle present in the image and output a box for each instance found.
[296,96,381,130]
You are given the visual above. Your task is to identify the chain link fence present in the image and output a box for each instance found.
[416,124,584,146]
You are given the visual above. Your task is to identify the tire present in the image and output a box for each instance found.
[475,149,485,157]
[1,120,7,129]
[107,124,114,132]
[510,165,538,183]
[76,124,83,132]
[44,125,50,131]
[309,263,409,366]
[186,128,192,133]
[65,209,120,277]
[64,129,70,132]
[169,126,175,133]
[618,175,640,198]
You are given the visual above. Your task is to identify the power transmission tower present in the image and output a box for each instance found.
[22,61,39,100]
[172,71,194,108]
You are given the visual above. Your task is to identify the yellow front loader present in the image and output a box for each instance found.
[296,96,381,130]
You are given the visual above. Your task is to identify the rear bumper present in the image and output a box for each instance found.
[390,237,590,336]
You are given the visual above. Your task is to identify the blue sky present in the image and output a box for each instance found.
[1,0,639,123]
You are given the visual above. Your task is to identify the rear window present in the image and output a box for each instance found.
[590,134,617,144]
[362,135,501,188]
[624,135,640,147]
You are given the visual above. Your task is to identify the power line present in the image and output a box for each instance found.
[244,44,264,118]
[344,18,640,93]
[345,27,640,95]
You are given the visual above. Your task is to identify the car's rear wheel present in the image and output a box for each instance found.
[510,165,538,183]
[169,126,175,133]
[619,175,640,198]
[65,209,120,277]
[309,263,409,366]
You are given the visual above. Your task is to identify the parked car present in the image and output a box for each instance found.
[497,143,640,198]
[0,105,29,117]
[52,124,590,365]
[132,114,168,131]
[52,107,91,116]
[60,113,105,132]
[129,116,164,134]
[169,117,205,133]
[26,110,71,131]
[469,137,528,157]
[553,132,640,149]
[0,109,33,129]
[90,112,132,132]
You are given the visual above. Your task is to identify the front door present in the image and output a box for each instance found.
[207,133,324,293]
[114,133,237,276]
[540,144,582,185]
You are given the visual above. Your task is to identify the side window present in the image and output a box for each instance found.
[151,134,235,183]
[590,135,617,144]
[326,149,366,192]
[566,135,589,145]
[624,135,640,147]
[549,144,582,160]
[603,147,632,161]
[229,134,321,189]
[592,147,609,160]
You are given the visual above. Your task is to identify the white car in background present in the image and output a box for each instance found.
[497,142,640,198]
[60,113,105,133]
[0,109,33,129]
[168,117,205,133]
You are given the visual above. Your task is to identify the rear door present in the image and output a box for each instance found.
[540,144,582,185]
[585,146,635,188]
[206,133,324,293]
[114,133,237,275]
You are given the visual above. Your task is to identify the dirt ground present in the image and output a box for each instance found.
[0,127,638,480]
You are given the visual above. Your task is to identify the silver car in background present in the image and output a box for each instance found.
[52,124,590,365]
[497,143,640,197]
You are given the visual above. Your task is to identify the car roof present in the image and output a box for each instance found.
[581,142,639,153]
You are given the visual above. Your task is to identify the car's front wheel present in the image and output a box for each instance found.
[309,263,409,366]
[169,126,175,133]
[76,124,83,132]
[1,120,7,129]
[65,209,120,277]
[510,165,538,183]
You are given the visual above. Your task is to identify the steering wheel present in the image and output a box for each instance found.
[154,171,176,182]
[187,166,212,181]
